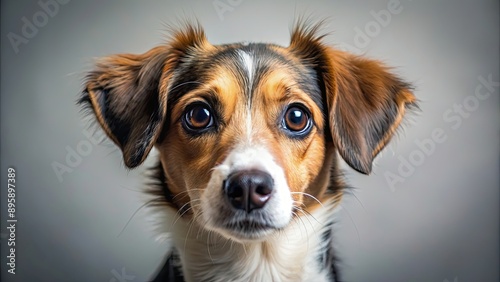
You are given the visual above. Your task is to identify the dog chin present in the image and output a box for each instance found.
[206,218,288,242]
[216,225,278,242]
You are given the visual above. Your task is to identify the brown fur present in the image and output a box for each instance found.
[81,20,416,230]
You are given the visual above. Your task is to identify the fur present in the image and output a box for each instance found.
[80,19,416,282]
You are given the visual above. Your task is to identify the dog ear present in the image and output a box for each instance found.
[323,51,416,174]
[81,24,208,168]
[289,23,417,174]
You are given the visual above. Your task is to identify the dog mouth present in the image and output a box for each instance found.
[199,201,292,241]
[221,218,280,240]
[225,219,275,232]
[200,155,294,241]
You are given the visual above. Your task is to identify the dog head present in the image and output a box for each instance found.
[81,21,416,242]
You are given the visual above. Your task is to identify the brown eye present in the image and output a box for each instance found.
[184,104,214,130]
[283,106,311,134]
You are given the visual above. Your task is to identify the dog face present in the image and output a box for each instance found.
[81,22,416,242]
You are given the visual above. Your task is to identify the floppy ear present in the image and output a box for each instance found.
[324,51,416,174]
[80,24,208,168]
[289,23,417,174]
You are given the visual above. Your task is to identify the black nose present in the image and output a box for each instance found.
[224,170,274,212]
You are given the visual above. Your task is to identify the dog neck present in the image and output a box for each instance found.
[147,158,342,282]
[151,200,340,282]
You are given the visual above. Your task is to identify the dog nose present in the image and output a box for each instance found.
[224,170,274,212]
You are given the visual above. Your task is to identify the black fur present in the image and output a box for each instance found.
[147,161,343,281]
[318,223,342,282]
[150,251,184,282]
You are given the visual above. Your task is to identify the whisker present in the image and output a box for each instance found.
[242,242,248,256]
[220,235,231,250]
[290,192,324,208]
[171,189,205,201]
[294,208,313,245]
[207,228,214,262]
[350,192,367,212]
[339,203,361,242]
[292,203,321,225]
[192,210,211,241]
[230,240,237,256]
[297,208,312,234]
[117,198,158,237]
[172,199,201,226]
[183,209,204,255]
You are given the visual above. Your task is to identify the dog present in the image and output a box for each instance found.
[80,20,416,282]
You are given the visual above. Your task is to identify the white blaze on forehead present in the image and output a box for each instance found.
[237,50,254,85]
[237,50,255,143]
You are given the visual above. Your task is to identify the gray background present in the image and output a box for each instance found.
[1,0,498,281]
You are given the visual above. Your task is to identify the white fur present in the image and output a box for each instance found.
[148,103,339,280]
[200,146,293,240]
[238,50,254,86]
[153,199,339,282]
[238,50,255,143]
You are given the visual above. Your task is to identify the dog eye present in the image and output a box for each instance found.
[183,104,214,130]
[283,105,312,135]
